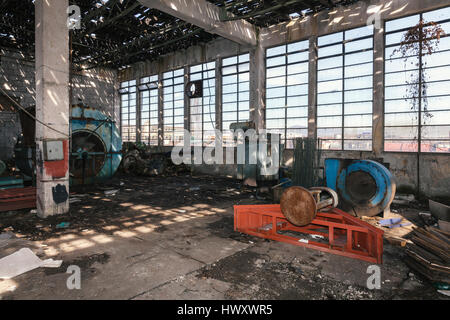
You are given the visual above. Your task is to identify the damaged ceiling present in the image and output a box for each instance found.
[0,0,361,70]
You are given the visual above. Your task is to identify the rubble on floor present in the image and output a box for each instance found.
[0,175,448,300]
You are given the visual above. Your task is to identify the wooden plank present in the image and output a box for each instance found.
[412,228,449,251]
[426,226,450,246]
[411,236,450,263]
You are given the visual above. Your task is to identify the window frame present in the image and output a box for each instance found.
[139,75,159,146]
[383,7,450,154]
[221,53,251,146]
[119,80,137,142]
[316,25,375,152]
[188,61,217,147]
[162,68,186,147]
[265,38,310,149]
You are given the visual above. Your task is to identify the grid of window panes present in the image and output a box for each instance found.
[222,53,250,146]
[140,75,159,146]
[120,80,137,142]
[317,25,374,151]
[266,41,309,149]
[385,7,450,153]
[163,68,185,146]
[189,62,216,146]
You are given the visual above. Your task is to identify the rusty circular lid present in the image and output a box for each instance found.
[280,186,317,227]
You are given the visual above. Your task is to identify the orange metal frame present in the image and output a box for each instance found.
[234,204,384,264]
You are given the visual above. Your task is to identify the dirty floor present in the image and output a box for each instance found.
[0,175,447,300]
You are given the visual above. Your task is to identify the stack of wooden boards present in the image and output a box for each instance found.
[405,226,450,284]
[0,187,36,212]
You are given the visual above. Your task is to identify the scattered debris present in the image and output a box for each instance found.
[419,212,436,226]
[439,220,450,233]
[437,290,450,297]
[385,235,409,247]
[360,213,415,246]
[393,194,416,206]
[104,189,119,196]
[0,248,62,279]
[121,145,190,176]
[429,200,450,222]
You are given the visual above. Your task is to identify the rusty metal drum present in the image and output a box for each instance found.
[280,186,317,226]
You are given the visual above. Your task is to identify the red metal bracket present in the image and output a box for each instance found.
[234,204,384,264]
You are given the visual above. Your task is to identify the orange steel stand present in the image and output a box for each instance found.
[234,204,384,264]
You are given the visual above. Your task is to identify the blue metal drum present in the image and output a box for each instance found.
[325,159,396,217]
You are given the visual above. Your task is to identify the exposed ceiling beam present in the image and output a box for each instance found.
[138,0,258,46]
[221,0,306,21]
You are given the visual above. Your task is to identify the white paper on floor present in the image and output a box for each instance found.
[0,248,62,280]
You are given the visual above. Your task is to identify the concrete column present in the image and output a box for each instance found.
[158,71,164,147]
[308,36,318,140]
[250,41,266,132]
[35,0,70,218]
[373,24,385,156]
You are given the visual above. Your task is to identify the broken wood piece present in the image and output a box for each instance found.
[385,236,408,247]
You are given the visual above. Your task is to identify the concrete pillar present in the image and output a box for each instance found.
[250,41,266,132]
[308,36,318,140]
[35,0,70,218]
[373,24,385,156]
[215,58,222,132]
[158,71,164,147]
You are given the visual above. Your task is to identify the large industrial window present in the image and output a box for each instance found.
[317,25,374,151]
[385,7,450,153]
[189,62,216,146]
[163,68,185,146]
[139,75,159,146]
[222,53,250,146]
[266,40,309,149]
[119,80,137,142]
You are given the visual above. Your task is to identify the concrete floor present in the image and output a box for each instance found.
[0,175,447,300]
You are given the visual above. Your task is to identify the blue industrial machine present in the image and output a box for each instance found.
[325,159,396,217]
[14,104,122,186]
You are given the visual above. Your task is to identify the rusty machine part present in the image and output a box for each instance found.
[280,186,338,226]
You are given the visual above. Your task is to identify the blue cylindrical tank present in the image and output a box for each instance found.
[325,159,396,217]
